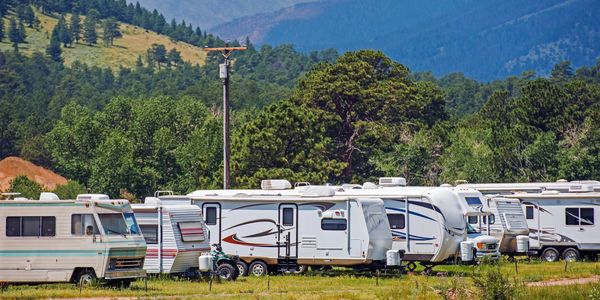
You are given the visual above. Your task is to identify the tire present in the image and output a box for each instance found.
[236,260,249,277]
[216,263,237,281]
[541,247,560,262]
[248,261,269,277]
[76,269,96,286]
[562,248,580,262]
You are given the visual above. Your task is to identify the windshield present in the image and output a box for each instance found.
[466,223,480,234]
[99,213,129,235]
[124,212,141,235]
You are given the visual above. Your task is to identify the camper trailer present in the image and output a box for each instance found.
[0,195,147,286]
[186,190,392,276]
[132,195,239,280]
[502,191,600,261]
[131,198,211,275]
[458,180,600,195]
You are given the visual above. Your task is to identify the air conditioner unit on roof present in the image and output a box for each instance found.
[379,177,406,187]
[261,179,292,190]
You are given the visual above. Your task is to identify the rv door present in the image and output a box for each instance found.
[202,203,221,245]
[278,204,298,258]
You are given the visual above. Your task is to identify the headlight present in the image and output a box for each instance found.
[476,242,484,249]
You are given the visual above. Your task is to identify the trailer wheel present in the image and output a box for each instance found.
[562,248,580,262]
[216,263,237,281]
[249,261,268,277]
[76,269,96,286]
[541,247,560,262]
[236,261,249,276]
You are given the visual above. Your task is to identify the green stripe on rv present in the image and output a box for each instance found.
[0,203,81,207]
[0,249,145,257]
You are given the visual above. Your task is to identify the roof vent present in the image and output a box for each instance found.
[77,194,110,201]
[144,197,161,205]
[379,177,406,187]
[556,179,568,183]
[301,186,335,197]
[440,183,453,188]
[261,179,292,190]
[342,184,363,190]
[40,192,60,201]
[362,182,378,189]
[569,185,594,192]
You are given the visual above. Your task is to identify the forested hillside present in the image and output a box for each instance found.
[213,0,600,81]
[1,0,599,200]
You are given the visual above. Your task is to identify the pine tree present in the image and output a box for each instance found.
[57,15,72,47]
[102,17,118,46]
[70,12,81,44]
[46,27,63,62]
[0,19,4,42]
[83,10,98,45]
[18,20,26,42]
[23,5,35,28]
[8,18,23,52]
[166,48,182,67]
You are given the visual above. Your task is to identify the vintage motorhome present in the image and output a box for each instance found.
[501,191,600,261]
[185,189,392,276]
[0,194,147,285]
[131,197,211,275]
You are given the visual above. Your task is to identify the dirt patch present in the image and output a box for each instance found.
[526,275,600,287]
[0,156,67,191]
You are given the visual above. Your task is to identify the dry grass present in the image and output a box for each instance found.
[0,9,205,69]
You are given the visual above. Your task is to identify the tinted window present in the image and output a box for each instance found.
[321,218,347,230]
[387,214,405,229]
[205,207,217,225]
[41,217,56,236]
[566,208,579,225]
[22,216,41,236]
[6,217,21,236]
[465,197,482,205]
[467,216,478,224]
[282,208,294,226]
[581,208,594,225]
[140,224,158,244]
[525,206,534,219]
[482,214,495,225]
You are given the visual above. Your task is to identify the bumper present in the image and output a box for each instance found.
[104,269,147,280]
[475,251,500,261]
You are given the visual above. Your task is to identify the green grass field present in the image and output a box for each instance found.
[2,260,600,299]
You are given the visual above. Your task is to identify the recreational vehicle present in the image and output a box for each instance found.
[502,191,600,262]
[131,196,239,280]
[458,180,600,195]
[0,194,147,286]
[186,190,392,276]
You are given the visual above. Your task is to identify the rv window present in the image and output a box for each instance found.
[566,208,595,226]
[387,214,405,229]
[22,216,41,236]
[140,225,158,244]
[98,213,128,235]
[467,216,478,224]
[525,206,534,219]
[321,218,347,230]
[41,217,56,236]
[6,217,21,236]
[205,207,217,225]
[123,213,141,235]
[71,214,100,235]
[482,214,495,225]
[465,197,482,205]
[282,208,294,226]
[178,222,205,242]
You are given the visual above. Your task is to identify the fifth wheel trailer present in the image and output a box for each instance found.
[185,191,392,276]
[0,195,146,285]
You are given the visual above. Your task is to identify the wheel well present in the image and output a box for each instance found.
[69,267,96,283]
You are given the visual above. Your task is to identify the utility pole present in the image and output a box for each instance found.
[204,43,247,189]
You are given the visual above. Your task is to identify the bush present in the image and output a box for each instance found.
[7,175,44,199]
[472,268,516,300]
[53,180,87,199]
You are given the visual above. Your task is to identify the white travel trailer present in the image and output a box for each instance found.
[186,190,392,276]
[0,195,147,286]
[458,180,600,195]
[131,197,211,275]
[501,191,600,261]
[188,180,499,272]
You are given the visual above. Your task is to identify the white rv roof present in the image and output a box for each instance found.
[0,199,130,205]
[459,181,600,193]
[505,192,600,200]
[190,194,380,202]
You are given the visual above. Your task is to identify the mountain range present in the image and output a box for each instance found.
[208,0,600,81]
